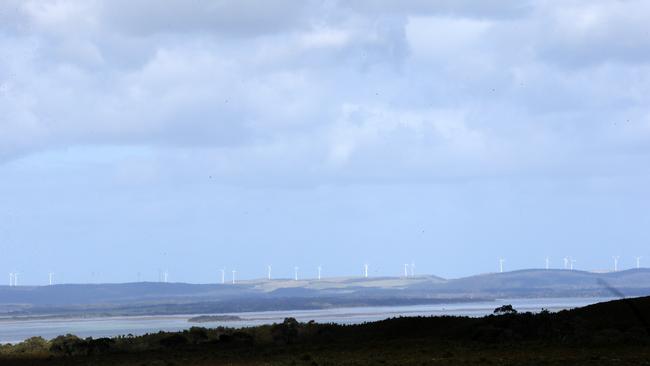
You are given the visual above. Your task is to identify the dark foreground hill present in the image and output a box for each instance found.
[1,296,650,365]
[2,269,650,317]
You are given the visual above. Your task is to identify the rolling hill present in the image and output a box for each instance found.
[1,269,649,317]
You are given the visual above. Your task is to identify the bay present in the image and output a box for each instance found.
[0,297,613,344]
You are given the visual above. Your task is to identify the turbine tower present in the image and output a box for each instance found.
[48,272,54,286]
[294,266,299,281]
[317,266,322,280]
[403,264,409,277]
[545,257,549,270]
[563,257,569,269]
[613,256,620,272]
[570,259,576,270]
[267,265,272,281]
[364,264,368,278]
[499,258,505,273]
[232,270,236,284]
[636,256,642,269]
[410,261,415,277]
[220,269,225,284]
[8,273,13,287]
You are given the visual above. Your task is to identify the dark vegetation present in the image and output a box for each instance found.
[2,296,650,365]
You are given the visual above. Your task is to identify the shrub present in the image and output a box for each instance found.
[159,334,188,348]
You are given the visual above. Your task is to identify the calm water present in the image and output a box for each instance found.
[0,297,612,344]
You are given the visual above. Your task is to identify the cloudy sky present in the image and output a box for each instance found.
[1,0,649,284]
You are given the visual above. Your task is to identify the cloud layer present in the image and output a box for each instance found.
[1,0,648,184]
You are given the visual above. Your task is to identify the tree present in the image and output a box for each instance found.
[271,317,300,344]
[49,334,84,356]
[12,337,49,354]
[494,304,518,315]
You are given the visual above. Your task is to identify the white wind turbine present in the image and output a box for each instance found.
[48,272,54,286]
[410,261,415,277]
[613,256,620,272]
[545,257,549,270]
[317,265,322,280]
[570,258,576,270]
[232,270,236,284]
[636,256,642,269]
[8,273,14,287]
[499,258,505,273]
[267,265,272,281]
[364,264,368,278]
[563,257,569,269]
[403,264,409,278]
[220,269,225,284]
[294,266,299,281]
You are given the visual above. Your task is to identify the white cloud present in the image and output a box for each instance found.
[530,1,650,67]
[299,28,351,49]
[0,0,649,184]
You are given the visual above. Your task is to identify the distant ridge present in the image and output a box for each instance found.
[1,269,649,317]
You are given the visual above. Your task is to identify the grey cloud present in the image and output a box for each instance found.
[341,0,533,19]
[100,0,316,37]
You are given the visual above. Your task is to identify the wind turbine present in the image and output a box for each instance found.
[317,266,322,280]
[499,258,505,273]
[563,257,569,269]
[294,266,299,281]
[410,261,415,277]
[8,273,13,287]
[13,273,18,286]
[545,257,549,270]
[403,264,409,277]
[570,259,576,270]
[220,269,225,284]
[48,272,54,286]
[613,256,620,272]
[636,256,642,269]
[364,264,368,278]
[232,270,236,284]
[267,265,272,280]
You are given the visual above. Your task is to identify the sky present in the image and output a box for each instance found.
[1,0,650,285]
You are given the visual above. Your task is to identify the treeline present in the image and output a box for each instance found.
[1,296,650,360]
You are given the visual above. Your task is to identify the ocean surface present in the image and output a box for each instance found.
[0,297,613,344]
